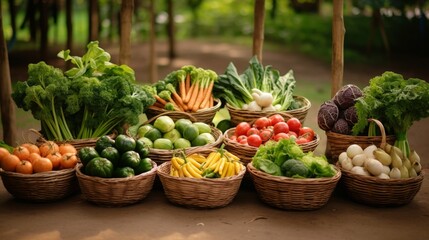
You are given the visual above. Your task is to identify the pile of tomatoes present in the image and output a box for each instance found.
[229,114,316,147]
[0,141,78,174]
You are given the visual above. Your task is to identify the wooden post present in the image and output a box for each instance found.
[39,0,49,60]
[167,0,176,60]
[88,0,99,43]
[66,0,73,51]
[119,0,134,65]
[331,0,345,98]
[253,0,265,63]
[0,1,17,145]
[148,0,157,83]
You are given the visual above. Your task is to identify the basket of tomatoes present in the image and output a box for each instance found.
[0,141,80,202]
[223,113,319,165]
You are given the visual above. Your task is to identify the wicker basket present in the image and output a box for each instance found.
[247,162,341,210]
[227,95,311,126]
[336,118,425,207]
[326,119,396,163]
[142,112,224,165]
[0,168,79,202]
[223,128,320,165]
[222,112,319,165]
[75,161,157,207]
[156,148,246,209]
[145,98,222,124]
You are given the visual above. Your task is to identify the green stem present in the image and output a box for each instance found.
[394,131,410,158]
[368,121,377,136]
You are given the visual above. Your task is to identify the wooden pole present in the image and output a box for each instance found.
[119,0,134,65]
[0,1,17,145]
[39,0,49,60]
[66,0,73,51]
[167,0,176,60]
[253,0,265,63]
[331,0,345,98]
[88,0,99,43]
[148,0,157,83]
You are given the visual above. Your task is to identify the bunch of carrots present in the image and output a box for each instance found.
[151,66,218,112]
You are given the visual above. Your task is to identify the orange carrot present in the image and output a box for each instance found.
[185,73,190,95]
[154,95,168,106]
[199,80,215,109]
[191,78,209,112]
[209,94,214,108]
[173,93,188,111]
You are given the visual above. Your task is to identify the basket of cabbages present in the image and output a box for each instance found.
[318,84,396,163]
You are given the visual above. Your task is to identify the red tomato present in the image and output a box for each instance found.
[287,118,302,133]
[237,135,247,142]
[229,135,237,141]
[289,131,298,138]
[273,132,290,141]
[253,117,271,129]
[259,129,273,142]
[247,127,260,136]
[273,122,289,134]
[247,134,262,147]
[235,122,251,136]
[299,127,315,141]
[239,139,248,145]
[268,114,285,126]
[295,137,310,144]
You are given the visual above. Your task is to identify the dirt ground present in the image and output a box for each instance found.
[1,40,429,240]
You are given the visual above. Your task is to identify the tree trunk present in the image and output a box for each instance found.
[66,0,73,51]
[0,1,17,145]
[88,0,99,43]
[166,0,176,60]
[331,0,344,97]
[367,8,390,56]
[119,0,134,65]
[148,0,157,83]
[39,0,49,60]
[7,0,17,45]
[253,0,265,63]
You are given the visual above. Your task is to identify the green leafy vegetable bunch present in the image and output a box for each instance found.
[252,138,336,178]
[12,41,155,141]
[352,71,429,158]
[213,56,298,111]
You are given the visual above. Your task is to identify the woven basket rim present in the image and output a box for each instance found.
[75,160,158,182]
[247,161,341,184]
[157,161,246,183]
[0,167,75,178]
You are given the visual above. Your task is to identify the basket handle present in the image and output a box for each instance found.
[142,111,198,126]
[368,118,386,149]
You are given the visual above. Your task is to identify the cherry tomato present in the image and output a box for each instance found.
[299,127,315,141]
[253,117,271,129]
[247,127,260,136]
[259,129,273,142]
[268,114,285,126]
[247,134,262,147]
[235,122,251,136]
[273,132,290,141]
[273,122,289,134]
[295,137,310,144]
[287,117,302,133]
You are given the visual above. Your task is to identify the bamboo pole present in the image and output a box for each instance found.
[119,0,134,65]
[331,0,345,98]
[253,0,265,63]
[0,1,17,145]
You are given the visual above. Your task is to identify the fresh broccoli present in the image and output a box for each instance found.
[281,159,309,178]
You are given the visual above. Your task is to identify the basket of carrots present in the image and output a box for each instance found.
[146,66,222,124]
